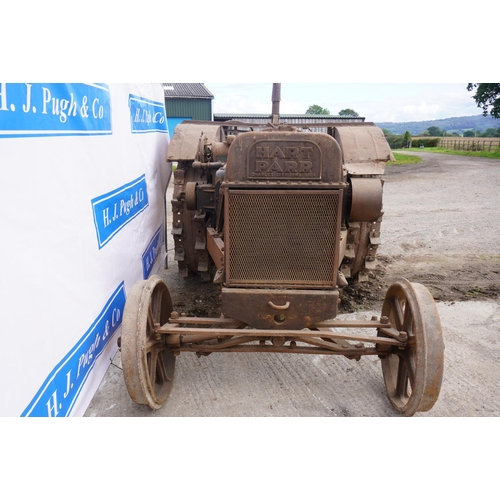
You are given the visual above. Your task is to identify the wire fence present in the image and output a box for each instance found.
[439,138,500,152]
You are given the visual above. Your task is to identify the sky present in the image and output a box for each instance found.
[204,83,484,123]
[1,4,493,126]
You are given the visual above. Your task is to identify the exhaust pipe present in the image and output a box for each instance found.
[272,83,281,125]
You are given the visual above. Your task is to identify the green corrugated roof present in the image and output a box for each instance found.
[162,83,213,99]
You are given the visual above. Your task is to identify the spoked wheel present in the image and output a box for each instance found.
[378,279,444,416]
[121,275,175,409]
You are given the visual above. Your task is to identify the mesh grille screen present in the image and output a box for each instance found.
[227,190,340,286]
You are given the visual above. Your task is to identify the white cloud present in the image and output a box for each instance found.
[208,83,488,122]
[213,92,270,114]
[401,101,441,121]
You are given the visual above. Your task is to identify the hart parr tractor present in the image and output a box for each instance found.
[119,85,444,416]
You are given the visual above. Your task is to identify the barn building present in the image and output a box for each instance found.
[162,83,214,137]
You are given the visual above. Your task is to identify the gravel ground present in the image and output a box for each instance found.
[85,152,500,417]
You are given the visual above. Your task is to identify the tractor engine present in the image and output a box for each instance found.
[167,121,388,330]
[121,86,444,417]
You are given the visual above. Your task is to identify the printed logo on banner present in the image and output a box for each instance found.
[142,226,164,279]
[0,83,112,138]
[21,283,126,417]
[129,94,168,134]
[91,174,149,249]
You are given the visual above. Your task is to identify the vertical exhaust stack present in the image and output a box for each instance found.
[271,83,281,125]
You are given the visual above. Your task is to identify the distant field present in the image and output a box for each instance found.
[395,147,500,159]
[423,136,500,142]
[413,137,500,152]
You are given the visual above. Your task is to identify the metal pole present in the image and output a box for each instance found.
[272,83,281,125]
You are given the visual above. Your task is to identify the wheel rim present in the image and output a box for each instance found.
[379,279,444,416]
[122,276,175,409]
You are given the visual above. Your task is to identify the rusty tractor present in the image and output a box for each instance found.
[119,85,444,416]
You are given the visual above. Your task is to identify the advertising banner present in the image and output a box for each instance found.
[0,83,171,416]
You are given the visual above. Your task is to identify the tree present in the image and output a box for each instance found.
[338,108,359,117]
[426,126,442,136]
[467,83,500,118]
[403,131,411,147]
[463,130,476,137]
[481,128,498,137]
[306,104,330,115]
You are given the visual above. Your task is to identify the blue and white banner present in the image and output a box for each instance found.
[91,174,149,249]
[21,283,126,417]
[0,84,171,417]
[0,83,112,138]
[129,93,168,134]
[142,226,164,279]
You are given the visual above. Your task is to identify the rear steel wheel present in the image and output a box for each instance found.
[172,163,211,279]
[379,279,444,416]
[122,275,175,409]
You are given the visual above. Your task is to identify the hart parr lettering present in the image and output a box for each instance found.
[256,146,314,159]
[0,83,112,137]
[249,141,321,179]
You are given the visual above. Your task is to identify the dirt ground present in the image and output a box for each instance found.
[164,152,500,317]
[343,152,500,310]
[85,152,500,417]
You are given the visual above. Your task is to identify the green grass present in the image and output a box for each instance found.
[400,147,500,159]
[465,286,485,298]
[387,152,423,165]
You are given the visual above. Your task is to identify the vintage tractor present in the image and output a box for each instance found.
[119,85,444,416]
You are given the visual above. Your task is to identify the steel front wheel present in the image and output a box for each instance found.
[379,279,444,416]
[121,275,175,409]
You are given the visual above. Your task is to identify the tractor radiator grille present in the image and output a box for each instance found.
[226,190,341,287]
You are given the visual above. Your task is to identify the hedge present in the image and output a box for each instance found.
[385,135,440,149]
[411,138,440,148]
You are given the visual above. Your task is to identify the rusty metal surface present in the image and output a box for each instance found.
[171,166,211,279]
[221,289,339,330]
[117,86,445,416]
[224,190,341,288]
[206,228,224,270]
[271,83,281,125]
[341,218,383,281]
[185,181,197,210]
[116,275,443,416]
[378,279,444,416]
[158,307,406,357]
[167,122,225,161]
[225,130,343,183]
[333,125,394,175]
[348,177,383,222]
[121,276,176,410]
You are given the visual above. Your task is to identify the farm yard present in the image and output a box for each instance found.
[85,151,500,418]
